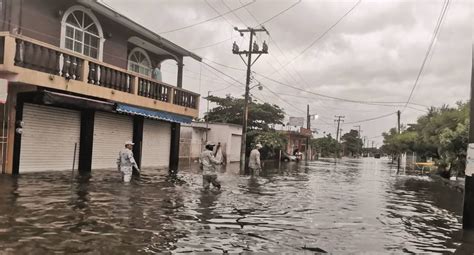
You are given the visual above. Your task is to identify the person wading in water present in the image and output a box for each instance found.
[200,141,222,190]
[117,141,140,183]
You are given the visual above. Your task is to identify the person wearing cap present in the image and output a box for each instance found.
[199,141,222,190]
[249,143,263,175]
[117,141,140,183]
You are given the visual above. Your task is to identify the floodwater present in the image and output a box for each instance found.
[0,158,473,254]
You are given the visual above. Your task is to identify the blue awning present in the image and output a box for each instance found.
[116,104,193,124]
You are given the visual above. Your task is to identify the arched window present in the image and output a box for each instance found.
[127,48,152,76]
[60,6,104,60]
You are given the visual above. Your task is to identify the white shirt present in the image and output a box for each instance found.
[249,149,261,169]
[117,148,138,169]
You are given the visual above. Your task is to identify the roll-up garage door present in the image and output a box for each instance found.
[230,134,241,162]
[92,112,133,169]
[20,104,81,172]
[141,119,171,168]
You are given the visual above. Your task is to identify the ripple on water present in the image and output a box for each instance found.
[0,158,470,253]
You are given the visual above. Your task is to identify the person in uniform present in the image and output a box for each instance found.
[117,141,140,183]
[249,143,263,176]
[200,141,222,190]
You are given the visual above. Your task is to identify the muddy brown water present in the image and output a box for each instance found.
[0,158,473,254]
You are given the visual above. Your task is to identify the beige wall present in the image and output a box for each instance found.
[189,122,242,164]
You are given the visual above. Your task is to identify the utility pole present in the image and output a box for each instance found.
[205,91,210,143]
[354,125,361,137]
[363,136,367,157]
[306,104,310,162]
[334,116,344,159]
[463,45,474,229]
[366,138,370,156]
[397,110,401,173]
[372,141,375,149]
[354,125,361,157]
[334,116,345,142]
[232,27,269,173]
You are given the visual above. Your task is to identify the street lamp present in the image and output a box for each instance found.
[249,82,263,91]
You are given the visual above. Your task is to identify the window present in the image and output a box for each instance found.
[61,6,104,60]
[127,48,152,76]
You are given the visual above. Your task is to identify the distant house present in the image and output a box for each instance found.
[179,122,242,165]
[280,127,313,159]
[0,0,201,174]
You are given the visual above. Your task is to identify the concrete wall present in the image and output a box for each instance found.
[206,123,242,164]
[179,122,242,164]
[179,125,205,160]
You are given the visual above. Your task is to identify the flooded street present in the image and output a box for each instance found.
[0,158,473,254]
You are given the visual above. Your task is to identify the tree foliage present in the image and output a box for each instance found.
[341,129,363,156]
[204,95,287,159]
[381,101,469,176]
[248,130,288,160]
[206,95,285,130]
[310,134,339,157]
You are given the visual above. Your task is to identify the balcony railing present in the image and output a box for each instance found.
[138,78,171,103]
[2,34,199,111]
[88,62,133,93]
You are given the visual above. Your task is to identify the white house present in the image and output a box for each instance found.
[179,122,242,164]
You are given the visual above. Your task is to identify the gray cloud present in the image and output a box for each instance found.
[104,0,471,145]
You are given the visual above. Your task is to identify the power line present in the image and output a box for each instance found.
[201,61,245,87]
[276,92,426,109]
[203,60,428,112]
[404,0,449,109]
[343,112,396,125]
[369,135,384,140]
[260,0,302,25]
[238,0,260,26]
[260,84,306,114]
[203,57,246,71]
[280,0,362,69]
[190,37,233,51]
[158,0,255,34]
[221,0,250,27]
[236,1,315,91]
[205,0,235,27]
[256,72,424,107]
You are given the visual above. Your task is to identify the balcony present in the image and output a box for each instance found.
[0,32,199,118]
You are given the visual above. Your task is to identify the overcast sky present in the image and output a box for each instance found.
[104,0,471,146]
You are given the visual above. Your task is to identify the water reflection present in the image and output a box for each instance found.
[0,158,473,253]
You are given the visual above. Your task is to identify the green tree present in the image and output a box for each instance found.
[310,134,338,157]
[205,95,285,130]
[247,130,288,160]
[341,129,363,156]
[205,95,287,158]
[438,119,469,176]
[381,101,469,177]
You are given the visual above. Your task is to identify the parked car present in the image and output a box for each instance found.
[281,152,297,162]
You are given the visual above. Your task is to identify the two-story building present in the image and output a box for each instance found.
[0,0,201,174]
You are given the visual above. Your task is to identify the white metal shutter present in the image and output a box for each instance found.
[20,104,81,172]
[92,112,133,169]
[230,134,241,162]
[141,119,171,168]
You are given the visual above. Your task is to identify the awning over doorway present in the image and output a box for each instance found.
[20,90,115,112]
[116,104,192,124]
